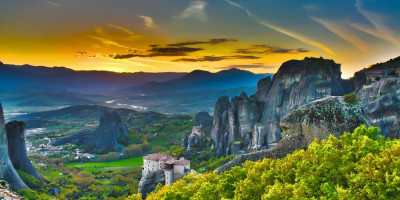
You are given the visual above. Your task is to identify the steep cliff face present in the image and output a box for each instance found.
[211,58,347,156]
[51,111,129,153]
[6,121,43,182]
[138,170,165,199]
[217,96,369,173]
[0,103,28,190]
[357,78,400,137]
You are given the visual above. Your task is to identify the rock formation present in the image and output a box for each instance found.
[182,111,212,151]
[217,96,370,173]
[138,170,165,198]
[357,78,400,137]
[0,180,24,200]
[6,121,44,182]
[51,111,129,153]
[211,58,348,156]
[0,103,28,190]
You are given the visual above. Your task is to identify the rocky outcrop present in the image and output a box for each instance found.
[280,97,370,142]
[182,112,213,151]
[51,111,129,153]
[211,58,348,156]
[193,111,213,127]
[357,78,400,137]
[6,121,44,182]
[0,180,24,200]
[138,170,165,199]
[217,96,369,173]
[0,103,28,190]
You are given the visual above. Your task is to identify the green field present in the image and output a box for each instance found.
[66,156,143,172]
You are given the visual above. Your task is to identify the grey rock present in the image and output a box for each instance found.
[6,121,44,182]
[217,96,369,173]
[194,111,212,127]
[138,170,165,199]
[182,111,212,150]
[358,78,400,137]
[211,58,348,156]
[254,76,272,101]
[51,111,129,153]
[280,96,370,143]
[0,103,28,190]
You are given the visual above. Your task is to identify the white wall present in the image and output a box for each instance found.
[173,164,190,175]
[143,159,162,175]
[164,169,174,185]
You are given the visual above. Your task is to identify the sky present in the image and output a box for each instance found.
[0,0,399,78]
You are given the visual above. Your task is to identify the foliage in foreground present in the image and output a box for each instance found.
[128,125,400,200]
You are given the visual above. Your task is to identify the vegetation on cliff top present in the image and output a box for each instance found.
[343,92,359,105]
[129,125,400,200]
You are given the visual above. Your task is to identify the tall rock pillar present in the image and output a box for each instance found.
[0,103,28,189]
[6,121,44,182]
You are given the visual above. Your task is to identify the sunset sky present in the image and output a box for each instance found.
[0,0,399,78]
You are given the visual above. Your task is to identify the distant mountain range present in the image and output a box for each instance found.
[0,62,270,94]
[0,62,271,113]
[0,62,185,93]
[127,68,272,94]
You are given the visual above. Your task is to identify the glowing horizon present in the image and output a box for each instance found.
[1,0,399,78]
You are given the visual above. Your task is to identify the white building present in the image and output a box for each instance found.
[142,153,190,185]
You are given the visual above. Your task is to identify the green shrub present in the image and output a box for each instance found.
[16,170,42,189]
[18,189,51,200]
[123,145,142,158]
[343,92,359,105]
[141,141,151,153]
[97,152,121,162]
[151,145,165,153]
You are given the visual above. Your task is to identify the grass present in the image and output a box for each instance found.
[66,156,143,173]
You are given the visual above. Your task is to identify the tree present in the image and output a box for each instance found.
[151,145,164,153]
[123,145,142,158]
[141,141,151,153]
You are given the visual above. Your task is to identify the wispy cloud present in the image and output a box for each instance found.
[225,0,335,55]
[90,35,132,49]
[107,24,139,38]
[311,17,368,52]
[139,16,156,28]
[175,0,207,22]
[167,38,237,47]
[40,0,59,6]
[352,0,400,47]
[173,55,260,62]
[235,45,309,54]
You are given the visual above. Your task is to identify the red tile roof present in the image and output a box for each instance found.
[143,153,175,162]
[143,154,190,165]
